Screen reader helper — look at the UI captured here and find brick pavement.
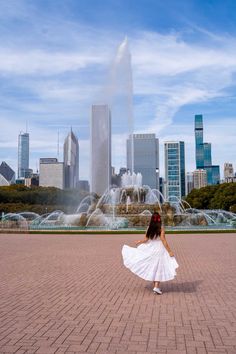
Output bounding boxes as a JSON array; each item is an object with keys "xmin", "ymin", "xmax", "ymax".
[{"xmin": 0, "ymin": 232, "xmax": 236, "ymax": 354}]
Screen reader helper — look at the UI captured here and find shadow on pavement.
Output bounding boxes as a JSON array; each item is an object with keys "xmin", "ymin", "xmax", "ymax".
[{"xmin": 164, "ymin": 280, "xmax": 203, "ymax": 293}]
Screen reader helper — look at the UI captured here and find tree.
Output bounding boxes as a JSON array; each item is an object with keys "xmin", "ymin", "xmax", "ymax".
[{"xmin": 185, "ymin": 183, "xmax": 236, "ymax": 211}]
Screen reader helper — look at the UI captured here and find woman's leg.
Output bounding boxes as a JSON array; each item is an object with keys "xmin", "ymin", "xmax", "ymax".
[
  {"xmin": 153, "ymin": 281, "xmax": 162, "ymax": 294},
  {"xmin": 154, "ymin": 281, "xmax": 160, "ymax": 288}
]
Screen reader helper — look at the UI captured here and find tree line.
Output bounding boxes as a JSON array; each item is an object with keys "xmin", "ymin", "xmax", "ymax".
[
  {"xmin": 0, "ymin": 185, "xmax": 89, "ymax": 214},
  {"xmin": 0, "ymin": 182, "xmax": 235, "ymax": 215},
  {"xmin": 185, "ymin": 183, "xmax": 236, "ymax": 213}
]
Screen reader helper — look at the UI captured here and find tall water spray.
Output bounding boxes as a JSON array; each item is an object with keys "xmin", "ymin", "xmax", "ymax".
[{"xmin": 106, "ymin": 37, "xmax": 134, "ymax": 173}]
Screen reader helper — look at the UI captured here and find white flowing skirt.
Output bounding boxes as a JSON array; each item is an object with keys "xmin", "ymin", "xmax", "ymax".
[{"xmin": 122, "ymin": 239, "xmax": 179, "ymax": 281}]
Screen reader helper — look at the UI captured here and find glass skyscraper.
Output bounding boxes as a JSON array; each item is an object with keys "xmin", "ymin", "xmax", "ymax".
[
  {"xmin": 195, "ymin": 114, "xmax": 204, "ymax": 169},
  {"xmin": 211, "ymin": 165, "xmax": 220, "ymax": 185},
  {"xmin": 194, "ymin": 115, "xmax": 220, "ymax": 185},
  {"xmin": 127, "ymin": 134, "xmax": 159, "ymax": 189},
  {"xmin": 203, "ymin": 143, "xmax": 212, "ymax": 166},
  {"xmin": 164, "ymin": 141, "xmax": 185, "ymax": 200},
  {"xmin": 63, "ymin": 129, "xmax": 79, "ymax": 189},
  {"xmin": 18, "ymin": 132, "xmax": 29, "ymax": 178}
]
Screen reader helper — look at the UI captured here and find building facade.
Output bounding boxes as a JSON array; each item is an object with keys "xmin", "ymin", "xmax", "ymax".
[
  {"xmin": 224, "ymin": 163, "xmax": 234, "ymax": 179},
  {"xmin": 63, "ymin": 129, "xmax": 79, "ymax": 189},
  {"xmin": 186, "ymin": 172, "xmax": 194, "ymax": 195},
  {"xmin": 164, "ymin": 141, "xmax": 185, "ymax": 200},
  {"xmin": 0, "ymin": 161, "xmax": 15, "ymax": 186},
  {"xmin": 18, "ymin": 132, "xmax": 30, "ymax": 178},
  {"xmin": 193, "ymin": 169, "xmax": 207, "ymax": 189},
  {"xmin": 127, "ymin": 134, "xmax": 159, "ymax": 190},
  {"xmin": 24, "ymin": 174, "xmax": 39, "ymax": 187},
  {"xmin": 203, "ymin": 143, "xmax": 212, "ymax": 166},
  {"xmin": 90, "ymin": 105, "xmax": 111, "ymax": 196},
  {"xmin": 39, "ymin": 158, "xmax": 64, "ymax": 189}
]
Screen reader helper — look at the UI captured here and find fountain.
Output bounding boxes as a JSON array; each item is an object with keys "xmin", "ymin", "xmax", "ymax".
[
  {"xmin": 1, "ymin": 185, "xmax": 236, "ymax": 231},
  {"xmin": 1, "ymin": 171, "xmax": 235, "ymax": 232}
]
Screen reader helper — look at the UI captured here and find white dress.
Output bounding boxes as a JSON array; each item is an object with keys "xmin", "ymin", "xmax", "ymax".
[{"xmin": 122, "ymin": 238, "xmax": 179, "ymax": 282}]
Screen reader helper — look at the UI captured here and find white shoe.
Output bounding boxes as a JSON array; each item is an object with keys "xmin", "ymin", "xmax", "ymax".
[{"xmin": 153, "ymin": 287, "xmax": 162, "ymax": 295}]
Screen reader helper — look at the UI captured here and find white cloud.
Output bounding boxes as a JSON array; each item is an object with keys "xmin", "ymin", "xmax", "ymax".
[
  {"xmin": 0, "ymin": 49, "xmax": 105, "ymax": 76},
  {"xmin": 130, "ymin": 31, "xmax": 236, "ymax": 139},
  {"xmin": 132, "ymin": 31, "xmax": 236, "ymax": 77}
]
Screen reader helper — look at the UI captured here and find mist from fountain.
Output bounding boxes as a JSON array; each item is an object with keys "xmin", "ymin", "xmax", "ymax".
[
  {"xmin": 121, "ymin": 171, "xmax": 142, "ymax": 187},
  {"xmin": 105, "ymin": 37, "xmax": 134, "ymax": 173},
  {"xmin": 126, "ymin": 196, "xmax": 131, "ymax": 213}
]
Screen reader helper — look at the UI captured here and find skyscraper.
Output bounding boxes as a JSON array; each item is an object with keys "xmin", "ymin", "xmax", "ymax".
[
  {"xmin": 195, "ymin": 114, "xmax": 204, "ymax": 169},
  {"xmin": 90, "ymin": 104, "xmax": 111, "ymax": 196},
  {"xmin": 63, "ymin": 129, "xmax": 79, "ymax": 189},
  {"xmin": 194, "ymin": 115, "xmax": 220, "ymax": 185},
  {"xmin": 164, "ymin": 141, "xmax": 185, "ymax": 200},
  {"xmin": 127, "ymin": 134, "xmax": 159, "ymax": 189},
  {"xmin": 18, "ymin": 132, "xmax": 29, "ymax": 178}
]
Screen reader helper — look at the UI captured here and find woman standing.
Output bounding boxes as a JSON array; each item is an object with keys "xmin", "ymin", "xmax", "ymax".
[{"xmin": 122, "ymin": 212, "xmax": 178, "ymax": 294}]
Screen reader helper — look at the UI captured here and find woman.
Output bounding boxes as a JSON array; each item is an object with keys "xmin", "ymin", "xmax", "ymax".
[{"xmin": 122, "ymin": 212, "xmax": 178, "ymax": 294}]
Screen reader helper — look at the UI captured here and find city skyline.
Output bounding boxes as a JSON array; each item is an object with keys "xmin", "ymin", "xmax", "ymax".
[{"xmin": 0, "ymin": 0, "xmax": 236, "ymax": 180}]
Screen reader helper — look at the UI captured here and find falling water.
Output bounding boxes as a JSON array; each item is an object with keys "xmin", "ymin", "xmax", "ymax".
[{"xmin": 105, "ymin": 37, "xmax": 134, "ymax": 173}]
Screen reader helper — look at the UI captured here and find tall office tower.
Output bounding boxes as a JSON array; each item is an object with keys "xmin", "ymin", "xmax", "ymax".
[
  {"xmin": 193, "ymin": 169, "xmax": 207, "ymax": 189},
  {"xmin": 224, "ymin": 163, "xmax": 234, "ymax": 179},
  {"xmin": 164, "ymin": 141, "xmax": 185, "ymax": 200},
  {"xmin": 127, "ymin": 134, "xmax": 159, "ymax": 189},
  {"xmin": 18, "ymin": 132, "xmax": 30, "ymax": 178},
  {"xmin": 186, "ymin": 172, "xmax": 194, "ymax": 195},
  {"xmin": 90, "ymin": 105, "xmax": 111, "ymax": 196},
  {"xmin": 195, "ymin": 115, "xmax": 204, "ymax": 169},
  {"xmin": 194, "ymin": 114, "xmax": 220, "ymax": 185},
  {"xmin": 63, "ymin": 129, "xmax": 79, "ymax": 189},
  {"xmin": 39, "ymin": 158, "xmax": 64, "ymax": 189}
]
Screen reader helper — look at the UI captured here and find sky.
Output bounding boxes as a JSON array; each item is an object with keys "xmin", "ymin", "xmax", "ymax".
[{"xmin": 0, "ymin": 0, "xmax": 236, "ymax": 181}]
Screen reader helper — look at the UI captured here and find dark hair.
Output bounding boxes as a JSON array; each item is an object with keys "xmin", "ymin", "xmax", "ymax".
[{"xmin": 146, "ymin": 212, "xmax": 162, "ymax": 239}]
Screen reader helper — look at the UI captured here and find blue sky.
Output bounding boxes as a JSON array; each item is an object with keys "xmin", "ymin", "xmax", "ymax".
[{"xmin": 0, "ymin": 0, "xmax": 236, "ymax": 180}]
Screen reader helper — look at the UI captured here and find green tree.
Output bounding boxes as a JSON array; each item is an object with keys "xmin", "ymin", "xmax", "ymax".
[{"xmin": 185, "ymin": 183, "xmax": 236, "ymax": 211}]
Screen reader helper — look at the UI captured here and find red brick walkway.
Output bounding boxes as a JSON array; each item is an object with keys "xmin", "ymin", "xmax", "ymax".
[{"xmin": 0, "ymin": 233, "xmax": 236, "ymax": 354}]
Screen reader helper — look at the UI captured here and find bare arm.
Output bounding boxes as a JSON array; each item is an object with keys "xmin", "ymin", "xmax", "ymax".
[
  {"xmin": 160, "ymin": 227, "xmax": 174, "ymax": 257},
  {"xmin": 135, "ymin": 228, "xmax": 149, "ymax": 245}
]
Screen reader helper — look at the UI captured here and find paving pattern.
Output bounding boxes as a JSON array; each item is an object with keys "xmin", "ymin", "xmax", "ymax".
[{"xmin": 0, "ymin": 232, "xmax": 236, "ymax": 354}]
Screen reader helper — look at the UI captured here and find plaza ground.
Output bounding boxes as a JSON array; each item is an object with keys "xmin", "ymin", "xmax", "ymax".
[{"xmin": 0, "ymin": 233, "xmax": 236, "ymax": 354}]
